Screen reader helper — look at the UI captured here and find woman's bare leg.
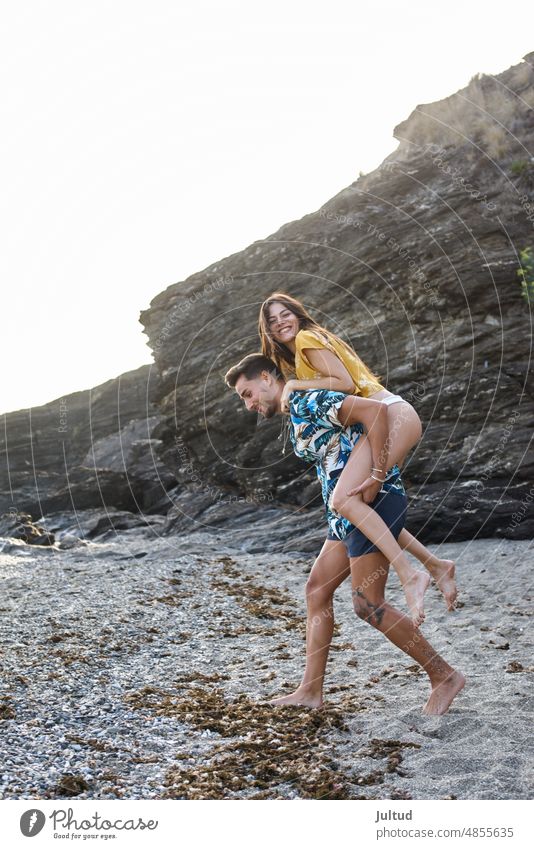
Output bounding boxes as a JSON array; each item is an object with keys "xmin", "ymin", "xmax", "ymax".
[
  {"xmin": 269, "ymin": 538, "xmax": 350, "ymax": 707},
  {"xmin": 339, "ymin": 399, "xmax": 458, "ymax": 610},
  {"xmin": 350, "ymin": 551, "xmax": 465, "ymax": 715},
  {"xmin": 380, "ymin": 401, "xmax": 458, "ymax": 610},
  {"xmin": 330, "ymin": 436, "xmax": 430, "ymax": 626},
  {"xmin": 398, "ymin": 529, "xmax": 457, "ymax": 610},
  {"xmin": 336, "ymin": 400, "xmax": 421, "ymax": 502}
]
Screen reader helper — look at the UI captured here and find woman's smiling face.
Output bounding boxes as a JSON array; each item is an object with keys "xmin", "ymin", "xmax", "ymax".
[{"xmin": 267, "ymin": 301, "xmax": 300, "ymax": 344}]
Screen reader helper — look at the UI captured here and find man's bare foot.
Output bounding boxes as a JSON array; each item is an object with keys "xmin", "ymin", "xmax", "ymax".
[
  {"xmin": 267, "ymin": 688, "xmax": 323, "ymax": 708},
  {"xmin": 422, "ymin": 670, "xmax": 466, "ymax": 715},
  {"xmin": 431, "ymin": 559, "xmax": 458, "ymax": 611},
  {"xmin": 403, "ymin": 571, "xmax": 431, "ymax": 627}
]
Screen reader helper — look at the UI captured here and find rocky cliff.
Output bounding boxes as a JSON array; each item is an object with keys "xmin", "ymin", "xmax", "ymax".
[
  {"xmin": 0, "ymin": 365, "xmax": 176, "ymax": 519},
  {"xmin": 2, "ymin": 54, "xmax": 533, "ymax": 545},
  {"xmin": 139, "ymin": 53, "xmax": 534, "ymax": 542}
]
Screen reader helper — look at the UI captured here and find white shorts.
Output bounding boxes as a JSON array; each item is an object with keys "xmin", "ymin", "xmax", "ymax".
[{"xmin": 381, "ymin": 394, "xmax": 404, "ymax": 407}]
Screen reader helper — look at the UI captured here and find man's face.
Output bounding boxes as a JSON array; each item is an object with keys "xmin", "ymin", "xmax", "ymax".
[{"xmin": 234, "ymin": 371, "xmax": 281, "ymax": 419}]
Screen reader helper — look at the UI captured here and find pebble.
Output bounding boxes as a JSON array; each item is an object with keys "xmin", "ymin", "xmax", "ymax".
[{"xmin": 0, "ymin": 531, "xmax": 532, "ymax": 800}]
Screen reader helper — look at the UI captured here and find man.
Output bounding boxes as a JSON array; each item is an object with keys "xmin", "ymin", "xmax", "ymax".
[{"xmin": 224, "ymin": 353, "xmax": 465, "ymax": 715}]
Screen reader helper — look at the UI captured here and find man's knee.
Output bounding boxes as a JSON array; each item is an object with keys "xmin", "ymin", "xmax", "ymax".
[
  {"xmin": 306, "ymin": 570, "xmax": 335, "ymax": 605},
  {"xmin": 352, "ymin": 587, "xmax": 386, "ymax": 628}
]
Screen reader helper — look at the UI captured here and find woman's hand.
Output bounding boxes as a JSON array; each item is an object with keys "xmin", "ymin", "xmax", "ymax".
[
  {"xmin": 346, "ymin": 476, "xmax": 383, "ymax": 504},
  {"xmin": 280, "ymin": 381, "xmax": 296, "ymax": 413}
]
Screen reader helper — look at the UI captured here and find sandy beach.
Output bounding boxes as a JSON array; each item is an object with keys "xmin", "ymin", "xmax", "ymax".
[{"xmin": 0, "ymin": 517, "xmax": 532, "ymax": 801}]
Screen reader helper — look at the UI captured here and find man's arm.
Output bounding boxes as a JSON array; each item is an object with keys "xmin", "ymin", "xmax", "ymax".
[{"xmin": 337, "ymin": 395, "xmax": 389, "ymax": 475}]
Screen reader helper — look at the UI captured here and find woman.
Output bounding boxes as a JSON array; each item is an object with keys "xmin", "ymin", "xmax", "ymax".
[{"xmin": 258, "ymin": 292, "xmax": 457, "ymax": 613}]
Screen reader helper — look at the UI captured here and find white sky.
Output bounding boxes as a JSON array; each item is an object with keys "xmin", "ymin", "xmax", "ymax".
[{"xmin": 1, "ymin": 0, "xmax": 533, "ymax": 414}]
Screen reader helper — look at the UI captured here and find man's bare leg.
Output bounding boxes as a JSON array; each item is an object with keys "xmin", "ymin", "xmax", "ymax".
[
  {"xmin": 269, "ymin": 538, "xmax": 350, "ymax": 707},
  {"xmin": 398, "ymin": 529, "xmax": 458, "ymax": 611},
  {"xmin": 350, "ymin": 551, "xmax": 465, "ymax": 715}
]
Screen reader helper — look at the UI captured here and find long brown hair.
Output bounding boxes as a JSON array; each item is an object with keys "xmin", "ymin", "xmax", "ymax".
[{"xmin": 258, "ymin": 292, "xmax": 376, "ymax": 380}]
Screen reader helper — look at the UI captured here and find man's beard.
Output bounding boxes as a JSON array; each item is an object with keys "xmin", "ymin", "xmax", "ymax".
[
  {"xmin": 257, "ymin": 398, "xmax": 278, "ymax": 420},
  {"xmin": 260, "ymin": 404, "xmax": 277, "ymax": 419}
]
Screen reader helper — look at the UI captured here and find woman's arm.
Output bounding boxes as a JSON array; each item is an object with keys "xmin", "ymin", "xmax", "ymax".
[
  {"xmin": 292, "ymin": 347, "xmax": 356, "ymax": 393},
  {"xmin": 281, "ymin": 347, "xmax": 356, "ymax": 411},
  {"xmin": 337, "ymin": 395, "xmax": 390, "ymax": 482}
]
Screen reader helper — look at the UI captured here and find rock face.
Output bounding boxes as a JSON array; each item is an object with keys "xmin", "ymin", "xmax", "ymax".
[
  {"xmin": 0, "ymin": 365, "xmax": 177, "ymax": 518},
  {"xmin": 1, "ymin": 56, "xmax": 533, "ymax": 545},
  {"xmin": 138, "ymin": 53, "xmax": 534, "ymax": 542}
]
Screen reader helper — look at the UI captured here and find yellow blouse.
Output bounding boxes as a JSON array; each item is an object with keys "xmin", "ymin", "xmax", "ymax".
[{"xmin": 294, "ymin": 328, "xmax": 384, "ymax": 398}]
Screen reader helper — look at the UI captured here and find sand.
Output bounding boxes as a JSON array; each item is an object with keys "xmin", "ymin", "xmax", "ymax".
[{"xmin": 0, "ymin": 523, "xmax": 532, "ymax": 800}]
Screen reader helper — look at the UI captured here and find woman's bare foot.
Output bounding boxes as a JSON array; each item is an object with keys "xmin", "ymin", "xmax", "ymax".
[
  {"xmin": 267, "ymin": 687, "xmax": 323, "ymax": 708},
  {"xmin": 430, "ymin": 559, "xmax": 458, "ymax": 611},
  {"xmin": 403, "ymin": 571, "xmax": 431, "ymax": 626},
  {"xmin": 422, "ymin": 670, "xmax": 466, "ymax": 715}
]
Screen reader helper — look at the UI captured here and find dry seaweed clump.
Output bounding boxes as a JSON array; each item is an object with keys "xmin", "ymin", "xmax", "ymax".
[
  {"xmin": 124, "ymin": 679, "xmax": 412, "ymax": 800},
  {"xmin": 0, "ymin": 697, "xmax": 16, "ymax": 720},
  {"xmin": 356, "ymin": 738, "xmax": 421, "ymax": 783},
  {"xmin": 506, "ymin": 661, "xmax": 534, "ymax": 673},
  {"xmin": 164, "ymin": 755, "xmax": 354, "ymax": 800},
  {"xmin": 54, "ymin": 774, "xmax": 90, "ymax": 797},
  {"xmin": 210, "ymin": 558, "xmax": 302, "ymax": 631},
  {"xmin": 164, "ymin": 690, "xmax": 352, "ymax": 799},
  {"xmin": 124, "ymin": 683, "xmax": 346, "ymax": 737}
]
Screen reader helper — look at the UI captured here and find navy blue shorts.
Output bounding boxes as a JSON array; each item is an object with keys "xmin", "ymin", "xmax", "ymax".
[{"xmin": 326, "ymin": 488, "xmax": 408, "ymax": 558}]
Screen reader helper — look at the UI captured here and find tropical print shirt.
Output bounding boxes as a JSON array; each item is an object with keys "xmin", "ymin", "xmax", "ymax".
[{"xmin": 288, "ymin": 389, "xmax": 405, "ymax": 539}]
